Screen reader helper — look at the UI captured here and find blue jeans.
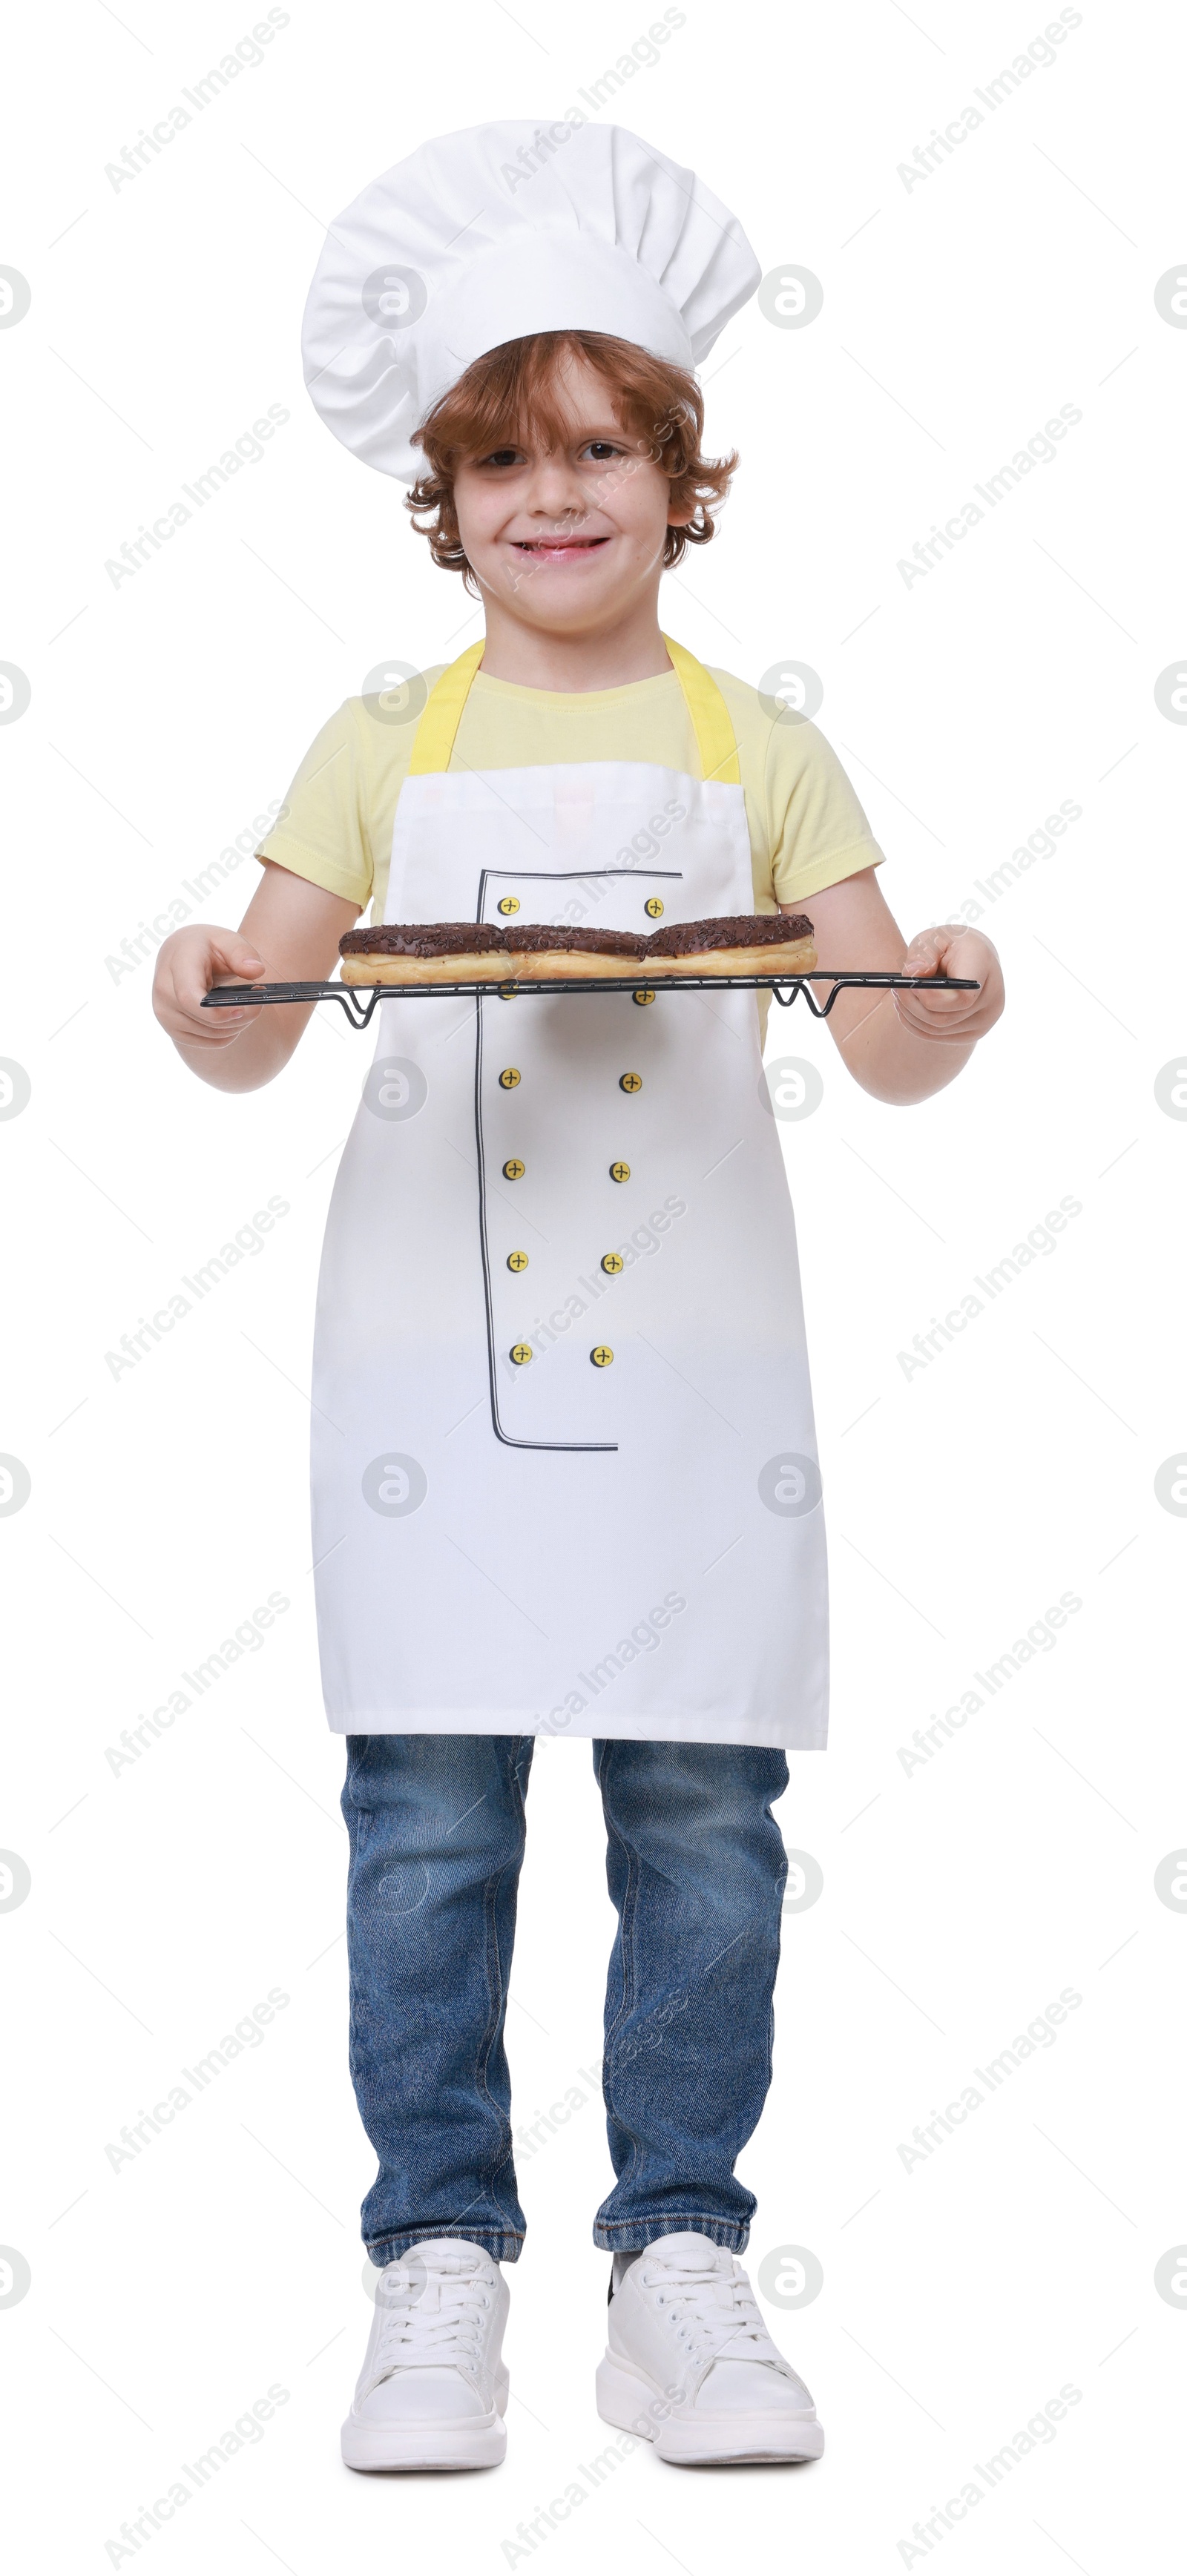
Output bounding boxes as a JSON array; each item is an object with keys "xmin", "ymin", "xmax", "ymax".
[{"xmin": 341, "ymin": 1734, "xmax": 789, "ymax": 2265}]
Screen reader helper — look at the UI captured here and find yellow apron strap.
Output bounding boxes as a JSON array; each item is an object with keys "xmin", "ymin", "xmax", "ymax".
[
  {"xmin": 661, "ymin": 634, "xmax": 741, "ymax": 788},
  {"xmin": 404, "ymin": 633, "xmax": 740, "ymax": 785},
  {"xmin": 407, "ymin": 641, "xmax": 486, "ymax": 776}
]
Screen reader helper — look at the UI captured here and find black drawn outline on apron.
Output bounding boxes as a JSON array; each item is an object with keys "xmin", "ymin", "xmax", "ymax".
[{"xmin": 473, "ymin": 867, "xmax": 685, "ymax": 1452}]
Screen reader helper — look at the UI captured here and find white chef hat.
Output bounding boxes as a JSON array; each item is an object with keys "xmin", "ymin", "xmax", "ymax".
[{"xmin": 301, "ymin": 120, "xmax": 760, "ymax": 484}]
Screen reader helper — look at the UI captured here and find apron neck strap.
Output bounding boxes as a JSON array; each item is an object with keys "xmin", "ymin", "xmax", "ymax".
[
  {"xmin": 406, "ymin": 633, "xmax": 741, "ymax": 786},
  {"xmin": 407, "ymin": 639, "xmax": 486, "ymax": 775},
  {"xmin": 660, "ymin": 635, "xmax": 740, "ymax": 787}
]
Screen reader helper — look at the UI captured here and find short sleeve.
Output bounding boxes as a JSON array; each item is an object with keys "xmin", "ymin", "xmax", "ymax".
[
  {"xmin": 765, "ymin": 717, "xmax": 884, "ymax": 908},
  {"xmin": 255, "ymin": 699, "xmax": 374, "ymax": 911},
  {"xmin": 708, "ymin": 669, "xmax": 884, "ymax": 912}
]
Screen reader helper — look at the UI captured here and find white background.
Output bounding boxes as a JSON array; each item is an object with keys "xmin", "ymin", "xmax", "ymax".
[{"xmin": 3, "ymin": 1, "xmax": 1185, "ymax": 2569}]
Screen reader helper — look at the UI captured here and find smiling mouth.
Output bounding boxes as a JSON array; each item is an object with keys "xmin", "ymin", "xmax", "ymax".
[{"xmin": 512, "ymin": 535, "xmax": 610, "ymax": 554}]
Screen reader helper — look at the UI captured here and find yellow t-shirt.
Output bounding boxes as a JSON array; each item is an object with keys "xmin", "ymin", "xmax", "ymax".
[{"xmin": 257, "ymin": 662, "xmax": 884, "ymax": 924}]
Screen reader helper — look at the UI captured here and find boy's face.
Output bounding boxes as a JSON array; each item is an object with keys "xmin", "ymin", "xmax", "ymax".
[{"xmin": 451, "ymin": 352, "xmax": 690, "ymax": 634}]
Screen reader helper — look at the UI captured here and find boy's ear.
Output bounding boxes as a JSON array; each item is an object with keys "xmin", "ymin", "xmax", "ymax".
[{"xmin": 666, "ymin": 497, "xmax": 697, "ymax": 528}]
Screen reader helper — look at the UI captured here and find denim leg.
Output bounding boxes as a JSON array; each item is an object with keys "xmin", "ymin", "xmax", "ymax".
[
  {"xmin": 591, "ymin": 1737, "xmax": 789, "ymax": 2253},
  {"xmin": 341, "ymin": 1733, "xmax": 534, "ymax": 2264}
]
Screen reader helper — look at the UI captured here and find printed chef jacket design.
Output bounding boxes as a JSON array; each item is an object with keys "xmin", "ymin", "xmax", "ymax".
[{"xmin": 311, "ymin": 639, "xmax": 828, "ymax": 1749}]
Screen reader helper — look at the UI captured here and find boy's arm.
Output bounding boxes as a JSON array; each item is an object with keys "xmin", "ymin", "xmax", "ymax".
[
  {"xmin": 153, "ymin": 861, "xmax": 361, "ymax": 1092},
  {"xmin": 783, "ymin": 866, "xmax": 1004, "ymax": 1105}
]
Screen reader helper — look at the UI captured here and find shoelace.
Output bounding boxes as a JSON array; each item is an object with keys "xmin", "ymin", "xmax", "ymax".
[
  {"xmin": 639, "ymin": 2252, "xmax": 771, "ymax": 2361},
  {"xmin": 370, "ymin": 2253, "xmax": 493, "ymax": 2382}
]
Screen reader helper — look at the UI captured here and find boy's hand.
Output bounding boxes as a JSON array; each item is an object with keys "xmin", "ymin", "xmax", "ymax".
[
  {"xmin": 789, "ymin": 870, "xmax": 1004, "ymax": 1103},
  {"xmin": 151, "ymin": 864, "xmax": 358, "ymax": 1092},
  {"xmin": 892, "ymin": 924, "xmax": 1004, "ymax": 1043},
  {"xmin": 152, "ymin": 924, "xmax": 267, "ymax": 1050}
]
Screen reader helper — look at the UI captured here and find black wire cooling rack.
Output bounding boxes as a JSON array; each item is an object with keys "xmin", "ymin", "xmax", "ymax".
[{"xmin": 201, "ymin": 969, "xmax": 980, "ymax": 1030}]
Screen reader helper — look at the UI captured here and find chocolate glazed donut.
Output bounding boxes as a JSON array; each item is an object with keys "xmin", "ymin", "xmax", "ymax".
[
  {"xmin": 338, "ymin": 922, "xmax": 511, "ymax": 986},
  {"xmin": 504, "ymin": 924, "xmax": 650, "ymax": 983},
  {"xmin": 644, "ymin": 913, "xmax": 816, "ymax": 977}
]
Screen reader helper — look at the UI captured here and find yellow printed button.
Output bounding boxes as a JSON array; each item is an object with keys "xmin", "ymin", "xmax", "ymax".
[
  {"xmin": 609, "ymin": 1161, "xmax": 631, "ymax": 1183},
  {"xmin": 510, "ymin": 1343, "xmax": 533, "ymax": 1365},
  {"xmin": 591, "ymin": 1345, "xmax": 614, "ymax": 1367},
  {"xmin": 499, "ymin": 1067, "xmax": 521, "ymax": 1088},
  {"xmin": 600, "ymin": 1253, "xmax": 624, "ymax": 1276},
  {"xmin": 644, "ymin": 896, "xmax": 665, "ymax": 918},
  {"xmin": 507, "ymin": 1250, "xmax": 529, "ymax": 1273},
  {"xmin": 503, "ymin": 1158, "xmax": 525, "ymax": 1180},
  {"xmin": 619, "ymin": 1072, "xmax": 642, "ymax": 1093},
  {"xmin": 632, "ymin": 989, "xmax": 656, "ymax": 1007},
  {"xmin": 497, "ymin": 895, "xmax": 521, "ymax": 915}
]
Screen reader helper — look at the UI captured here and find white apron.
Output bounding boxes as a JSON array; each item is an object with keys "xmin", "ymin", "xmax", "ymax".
[{"xmin": 310, "ymin": 639, "xmax": 828, "ymax": 1747}]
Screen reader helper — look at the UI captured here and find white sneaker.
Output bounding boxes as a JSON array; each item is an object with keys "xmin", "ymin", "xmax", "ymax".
[
  {"xmin": 596, "ymin": 2233, "xmax": 824, "ymax": 2465},
  {"xmin": 341, "ymin": 2239, "xmax": 510, "ymax": 2471}
]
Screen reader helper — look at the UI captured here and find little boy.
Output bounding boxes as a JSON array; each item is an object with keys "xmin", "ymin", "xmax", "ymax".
[{"xmin": 154, "ymin": 120, "xmax": 1002, "ymax": 2472}]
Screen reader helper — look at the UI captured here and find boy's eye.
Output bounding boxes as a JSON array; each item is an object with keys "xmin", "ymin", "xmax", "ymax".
[
  {"xmin": 480, "ymin": 447, "xmax": 524, "ymax": 469},
  {"xmin": 583, "ymin": 441, "xmax": 621, "ymax": 461}
]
